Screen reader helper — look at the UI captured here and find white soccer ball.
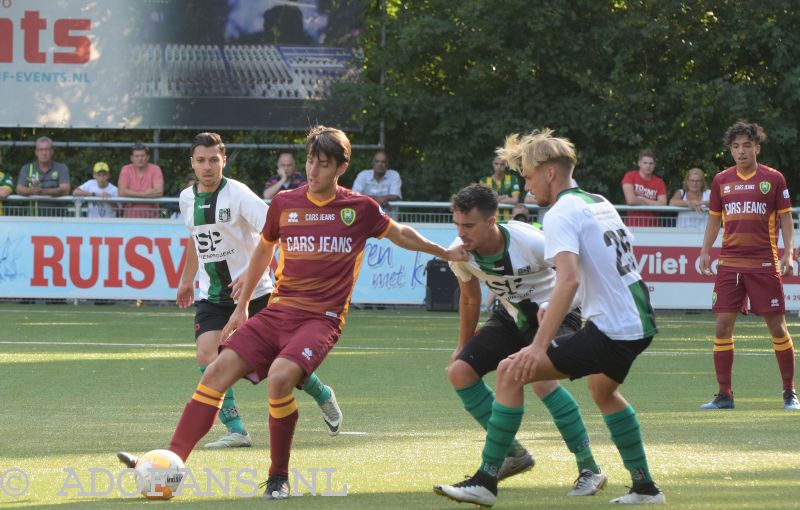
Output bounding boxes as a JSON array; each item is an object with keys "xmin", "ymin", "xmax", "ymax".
[{"xmin": 135, "ymin": 449, "xmax": 185, "ymax": 499}]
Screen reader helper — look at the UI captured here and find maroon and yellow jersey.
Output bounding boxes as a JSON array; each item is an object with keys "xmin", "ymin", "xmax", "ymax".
[
  {"xmin": 262, "ymin": 185, "xmax": 393, "ymax": 327},
  {"xmin": 708, "ymin": 164, "xmax": 792, "ymax": 273}
]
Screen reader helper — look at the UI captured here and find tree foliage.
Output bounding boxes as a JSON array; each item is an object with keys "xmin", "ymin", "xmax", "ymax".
[
  {"xmin": 347, "ymin": 0, "xmax": 800, "ymax": 201},
  {"xmin": 3, "ymin": 1, "xmax": 800, "ymax": 203}
]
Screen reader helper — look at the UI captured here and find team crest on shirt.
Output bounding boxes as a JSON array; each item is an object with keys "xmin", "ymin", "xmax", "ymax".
[
  {"xmin": 218, "ymin": 208, "xmax": 231, "ymax": 222},
  {"xmin": 711, "ymin": 292, "xmax": 717, "ymax": 305},
  {"xmin": 759, "ymin": 181, "xmax": 771, "ymax": 194},
  {"xmin": 340, "ymin": 208, "xmax": 356, "ymax": 226}
]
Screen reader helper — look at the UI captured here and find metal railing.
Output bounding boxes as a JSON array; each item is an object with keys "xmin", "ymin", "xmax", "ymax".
[{"xmin": 1, "ymin": 195, "xmax": 796, "ymax": 228}]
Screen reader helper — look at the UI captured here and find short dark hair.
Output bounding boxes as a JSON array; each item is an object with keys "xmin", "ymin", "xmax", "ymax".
[
  {"xmin": 130, "ymin": 143, "xmax": 150, "ymax": 155},
  {"xmin": 190, "ymin": 132, "xmax": 226, "ymax": 157},
  {"xmin": 723, "ymin": 120, "xmax": 767, "ymax": 146},
  {"xmin": 638, "ymin": 148, "xmax": 656, "ymax": 160},
  {"xmin": 451, "ymin": 184, "xmax": 498, "ymax": 217},
  {"xmin": 305, "ymin": 125, "xmax": 351, "ymax": 167}
]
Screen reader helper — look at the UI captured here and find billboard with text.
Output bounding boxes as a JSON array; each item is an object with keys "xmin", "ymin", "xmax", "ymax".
[
  {"xmin": 0, "ymin": 0, "xmax": 364, "ymax": 130},
  {"xmin": 2, "ymin": 218, "xmax": 800, "ymax": 310}
]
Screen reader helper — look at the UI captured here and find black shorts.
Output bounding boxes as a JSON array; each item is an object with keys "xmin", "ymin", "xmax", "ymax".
[
  {"xmin": 546, "ymin": 321, "xmax": 652, "ymax": 384},
  {"xmin": 194, "ymin": 294, "xmax": 270, "ymax": 340},
  {"xmin": 457, "ymin": 306, "xmax": 582, "ymax": 378}
]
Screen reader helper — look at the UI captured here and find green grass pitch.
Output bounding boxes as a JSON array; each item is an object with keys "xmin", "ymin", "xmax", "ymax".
[{"xmin": 1, "ymin": 304, "xmax": 799, "ymax": 509}]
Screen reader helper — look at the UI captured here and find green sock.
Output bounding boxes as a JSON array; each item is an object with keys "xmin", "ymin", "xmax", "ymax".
[
  {"xmin": 541, "ymin": 386, "xmax": 599, "ymax": 474},
  {"xmin": 302, "ymin": 372, "xmax": 331, "ymax": 406},
  {"xmin": 604, "ymin": 405, "xmax": 653, "ymax": 486},
  {"xmin": 199, "ymin": 365, "xmax": 246, "ymax": 434},
  {"xmin": 479, "ymin": 401, "xmax": 524, "ymax": 477},
  {"xmin": 456, "ymin": 379, "xmax": 524, "ymax": 456}
]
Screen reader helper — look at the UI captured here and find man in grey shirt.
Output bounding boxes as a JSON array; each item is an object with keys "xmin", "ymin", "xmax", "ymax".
[{"xmin": 16, "ymin": 136, "xmax": 71, "ymax": 216}]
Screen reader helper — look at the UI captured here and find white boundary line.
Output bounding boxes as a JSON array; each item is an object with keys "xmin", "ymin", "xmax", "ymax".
[{"xmin": 0, "ymin": 340, "xmax": 784, "ymax": 357}]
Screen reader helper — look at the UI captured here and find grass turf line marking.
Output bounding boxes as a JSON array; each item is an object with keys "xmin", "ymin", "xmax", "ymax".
[{"xmin": 0, "ymin": 340, "xmax": 786, "ymax": 357}]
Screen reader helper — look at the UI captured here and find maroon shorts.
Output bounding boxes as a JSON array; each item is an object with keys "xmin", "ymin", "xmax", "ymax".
[
  {"xmin": 712, "ymin": 270, "xmax": 785, "ymax": 315},
  {"xmin": 220, "ymin": 305, "xmax": 341, "ymax": 386}
]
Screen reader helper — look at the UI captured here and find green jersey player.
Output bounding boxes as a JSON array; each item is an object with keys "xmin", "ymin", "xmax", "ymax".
[
  {"xmin": 443, "ymin": 183, "xmax": 605, "ymax": 495},
  {"xmin": 435, "ymin": 130, "xmax": 664, "ymax": 506}
]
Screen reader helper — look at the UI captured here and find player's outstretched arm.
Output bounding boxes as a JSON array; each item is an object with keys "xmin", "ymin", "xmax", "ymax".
[
  {"xmin": 384, "ymin": 222, "xmax": 468, "ymax": 261},
  {"xmin": 176, "ymin": 237, "xmax": 199, "ymax": 308}
]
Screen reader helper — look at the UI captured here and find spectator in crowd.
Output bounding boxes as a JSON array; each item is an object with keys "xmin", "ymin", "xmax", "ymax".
[
  {"xmin": 511, "ymin": 204, "xmax": 533, "ymax": 223},
  {"xmin": 481, "ymin": 156, "xmax": 520, "ymax": 221},
  {"xmin": 118, "ymin": 143, "xmax": 164, "ymax": 218},
  {"xmin": 73, "ymin": 162, "xmax": 120, "ymax": 218},
  {"xmin": 352, "ymin": 150, "xmax": 402, "ymax": 214},
  {"xmin": 263, "ymin": 152, "xmax": 306, "ymax": 199},
  {"xmin": 669, "ymin": 168, "xmax": 710, "ymax": 229},
  {"xmin": 15, "ymin": 136, "xmax": 71, "ymax": 216},
  {"xmin": 621, "ymin": 148, "xmax": 667, "ymax": 227},
  {"xmin": 0, "ymin": 151, "xmax": 13, "ymax": 216}
]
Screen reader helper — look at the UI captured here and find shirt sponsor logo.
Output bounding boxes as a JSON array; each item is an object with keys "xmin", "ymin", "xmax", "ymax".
[
  {"xmin": 340, "ymin": 208, "xmax": 356, "ymax": 226},
  {"xmin": 763, "ymin": 262, "xmax": 773, "ymax": 267},
  {"xmin": 287, "ymin": 211, "xmax": 299, "ymax": 223},
  {"xmin": 325, "ymin": 311, "xmax": 338, "ymax": 318},
  {"xmin": 723, "ymin": 201, "xmax": 767, "ymax": 215},
  {"xmin": 285, "ymin": 236, "xmax": 353, "ymax": 253},
  {"xmin": 734, "ymin": 184, "xmax": 755, "ymax": 191},
  {"xmin": 218, "ymin": 208, "xmax": 231, "ymax": 222},
  {"xmin": 302, "ymin": 347, "xmax": 313, "ymax": 360},
  {"xmin": 305, "ymin": 213, "xmax": 336, "ymax": 221}
]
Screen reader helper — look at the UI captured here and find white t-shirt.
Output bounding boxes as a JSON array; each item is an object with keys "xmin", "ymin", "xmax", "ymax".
[
  {"xmin": 675, "ymin": 189, "xmax": 711, "ymax": 229},
  {"xmin": 448, "ymin": 221, "xmax": 556, "ymax": 331},
  {"xmin": 543, "ymin": 188, "xmax": 657, "ymax": 340},
  {"xmin": 78, "ymin": 179, "xmax": 119, "ymax": 218},
  {"xmin": 179, "ymin": 178, "xmax": 274, "ymax": 304},
  {"xmin": 352, "ymin": 169, "xmax": 403, "ymax": 198}
]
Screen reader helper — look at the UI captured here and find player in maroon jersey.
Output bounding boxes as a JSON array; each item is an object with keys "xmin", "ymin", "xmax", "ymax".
[
  {"xmin": 699, "ymin": 120, "xmax": 798, "ymax": 411},
  {"xmin": 119, "ymin": 125, "xmax": 467, "ymax": 499}
]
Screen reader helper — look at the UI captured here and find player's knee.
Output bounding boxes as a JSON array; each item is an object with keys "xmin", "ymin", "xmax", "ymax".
[
  {"xmin": 267, "ymin": 360, "xmax": 304, "ymax": 397},
  {"xmin": 447, "ymin": 360, "xmax": 478, "ymax": 388},
  {"xmin": 196, "ymin": 348, "xmax": 217, "ymax": 366},
  {"xmin": 531, "ymin": 379, "xmax": 559, "ymax": 399}
]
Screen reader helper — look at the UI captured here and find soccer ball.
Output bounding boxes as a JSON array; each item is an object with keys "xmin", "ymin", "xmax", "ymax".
[{"xmin": 135, "ymin": 449, "xmax": 185, "ymax": 499}]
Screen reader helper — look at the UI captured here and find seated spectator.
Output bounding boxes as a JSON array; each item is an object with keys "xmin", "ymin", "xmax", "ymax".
[
  {"xmin": 118, "ymin": 143, "xmax": 164, "ymax": 218},
  {"xmin": 263, "ymin": 152, "xmax": 306, "ymax": 199},
  {"xmin": 15, "ymin": 136, "xmax": 71, "ymax": 216},
  {"xmin": 481, "ymin": 156, "xmax": 519, "ymax": 221},
  {"xmin": 0, "ymin": 151, "xmax": 13, "ymax": 216},
  {"xmin": 73, "ymin": 162, "xmax": 120, "ymax": 218},
  {"xmin": 621, "ymin": 148, "xmax": 667, "ymax": 227},
  {"xmin": 669, "ymin": 167, "xmax": 710, "ymax": 229},
  {"xmin": 352, "ymin": 150, "xmax": 402, "ymax": 212}
]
